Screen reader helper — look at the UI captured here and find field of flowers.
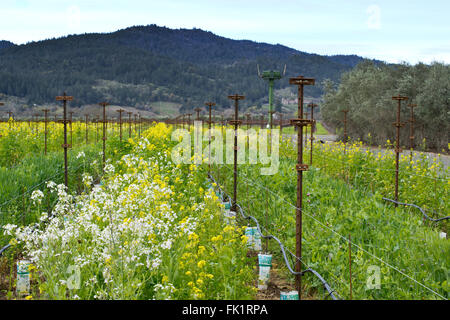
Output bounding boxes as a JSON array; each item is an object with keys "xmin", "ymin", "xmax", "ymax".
[
  {"xmin": 312, "ymin": 140, "xmax": 449, "ymax": 218},
  {"xmin": 214, "ymin": 135, "xmax": 449, "ymax": 300},
  {"xmin": 1, "ymin": 119, "xmax": 448, "ymax": 300},
  {"xmin": 0, "ymin": 120, "xmax": 139, "ymax": 243},
  {"xmin": 1, "ymin": 123, "xmax": 256, "ymax": 300}
]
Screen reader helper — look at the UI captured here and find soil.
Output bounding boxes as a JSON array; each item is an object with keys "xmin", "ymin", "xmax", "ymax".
[{"xmin": 248, "ymin": 250, "xmax": 315, "ymax": 300}]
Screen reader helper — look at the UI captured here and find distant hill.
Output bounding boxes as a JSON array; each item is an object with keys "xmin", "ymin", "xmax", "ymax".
[
  {"xmin": 0, "ymin": 40, "xmax": 15, "ymax": 51},
  {"xmin": 0, "ymin": 25, "xmax": 384, "ymax": 112}
]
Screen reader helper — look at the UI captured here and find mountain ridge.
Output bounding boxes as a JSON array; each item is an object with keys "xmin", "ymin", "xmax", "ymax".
[{"xmin": 0, "ymin": 24, "xmax": 384, "ymax": 112}]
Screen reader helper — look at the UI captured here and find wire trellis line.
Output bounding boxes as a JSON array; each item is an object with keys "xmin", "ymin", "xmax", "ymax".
[
  {"xmin": 208, "ymin": 173, "xmax": 340, "ymax": 300},
  {"xmin": 219, "ymin": 164, "xmax": 447, "ymax": 300}
]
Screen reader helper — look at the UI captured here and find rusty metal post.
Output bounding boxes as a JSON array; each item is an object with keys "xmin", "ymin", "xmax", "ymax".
[
  {"xmin": 279, "ymin": 113, "xmax": 283, "ymax": 135},
  {"xmin": 43, "ymin": 109, "xmax": 49, "ymax": 155},
  {"xmin": 392, "ymin": 96, "xmax": 408, "ymax": 206},
  {"xmin": 228, "ymin": 95, "xmax": 245, "ymax": 212},
  {"xmin": 308, "ymin": 103, "xmax": 318, "ymax": 165},
  {"xmin": 138, "ymin": 113, "xmax": 141, "ymax": 138},
  {"xmin": 7, "ymin": 111, "xmax": 13, "ymax": 129},
  {"xmin": 99, "ymin": 102, "xmax": 110, "ymax": 171},
  {"xmin": 56, "ymin": 93, "xmax": 73, "ymax": 187},
  {"xmin": 127, "ymin": 112, "xmax": 132, "ymax": 138},
  {"xmin": 134, "ymin": 114, "xmax": 137, "ymax": 135},
  {"xmin": 85, "ymin": 114, "xmax": 89, "ymax": 144},
  {"xmin": 260, "ymin": 114, "xmax": 264, "ymax": 129},
  {"xmin": 289, "ymin": 76, "xmax": 315, "ymax": 299},
  {"xmin": 95, "ymin": 116, "xmax": 100, "ymax": 143},
  {"xmin": 68, "ymin": 111, "xmax": 74, "ymax": 148},
  {"xmin": 0, "ymin": 102, "xmax": 4, "ymax": 134},
  {"xmin": 117, "ymin": 109, "xmax": 124, "ymax": 143},
  {"xmin": 341, "ymin": 109, "xmax": 349, "ymax": 154},
  {"xmin": 195, "ymin": 108, "xmax": 202, "ymax": 122},
  {"xmin": 187, "ymin": 113, "xmax": 192, "ymax": 132},
  {"xmin": 205, "ymin": 102, "xmax": 216, "ymax": 175},
  {"xmin": 408, "ymin": 103, "xmax": 417, "ymax": 161},
  {"xmin": 304, "ymin": 112, "xmax": 309, "ymax": 146}
]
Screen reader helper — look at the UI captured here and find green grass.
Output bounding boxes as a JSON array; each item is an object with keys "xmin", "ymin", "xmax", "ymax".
[
  {"xmin": 150, "ymin": 101, "xmax": 182, "ymax": 117},
  {"xmin": 211, "ymin": 138, "xmax": 449, "ymax": 300}
]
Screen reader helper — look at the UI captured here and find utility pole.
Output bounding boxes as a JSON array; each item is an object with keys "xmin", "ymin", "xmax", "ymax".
[
  {"xmin": 228, "ymin": 95, "xmax": 245, "ymax": 213},
  {"xmin": 99, "ymin": 102, "xmax": 110, "ymax": 171},
  {"xmin": 392, "ymin": 96, "xmax": 408, "ymax": 206},
  {"xmin": 289, "ymin": 76, "xmax": 315, "ymax": 299},
  {"xmin": 56, "ymin": 93, "xmax": 73, "ymax": 188}
]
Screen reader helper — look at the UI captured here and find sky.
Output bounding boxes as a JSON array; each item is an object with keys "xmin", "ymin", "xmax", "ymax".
[{"xmin": 1, "ymin": 0, "xmax": 449, "ymax": 64}]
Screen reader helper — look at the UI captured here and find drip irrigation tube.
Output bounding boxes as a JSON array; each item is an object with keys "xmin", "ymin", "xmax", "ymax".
[
  {"xmin": 208, "ymin": 173, "xmax": 339, "ymax": 300},
  {"xmin": 382, "ymin": 197, "xmax": 450, "ymax": 222},
  {"xmin": 0, "ymin": 244, "xmax": 11, "ymax": 256}
]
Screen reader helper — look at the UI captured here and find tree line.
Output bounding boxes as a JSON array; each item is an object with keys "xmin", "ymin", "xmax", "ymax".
[{"xmin": 321, "ymin": 61, "xmax": 449, "ymax": 152}]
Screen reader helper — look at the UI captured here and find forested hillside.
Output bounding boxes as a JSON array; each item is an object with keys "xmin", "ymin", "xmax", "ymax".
[{"xmin": 0, "ymin": 24, "xmax": 378, "ymax": 110}]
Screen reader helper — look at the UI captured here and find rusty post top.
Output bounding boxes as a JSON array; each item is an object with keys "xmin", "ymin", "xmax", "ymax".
[
  {"xmin": 194, "ymin": 107, "xmax": 202, "ymax": 112},
  {"xmin": 227, "ymin": 94, "xmax": 245, "ymax": 101},
  {"xmin": 308, "ymin": 102, "xmax": 318, "ymax": 107},
  {"xmin": 0, "ymin": 102, "xmax": 4, "ymax": 106},
  {"xmin": 56, "ymin": 93, "xmax": 73, "ymax": 101},
  {"xmin": 408, "ymin": 103, "xmax": 417, "ymax": 108},
  {"xmin": 392, "ymin": 95, "xmax": 408, "ymax": 101},
  {"xmin": 205, "ymin": 102, "xmax": 216, "ymax": 107},
  {"xmin": 289, "ymin": 76, "xmax": 315, "ymax": 86},
  {"xmin": 98, "ymin": 102, "xmax": 110, "ymax": 107},
  {"xmin": 116, "ymin": 109, "xmax": 124, "ymax": 113}
]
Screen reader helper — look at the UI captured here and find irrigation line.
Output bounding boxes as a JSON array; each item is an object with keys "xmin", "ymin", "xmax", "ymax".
[
  {"xmin": 382, "ymin": 198, "xmax": 450, "ymax": 222},
  {"xmin": 224, "ymin": 165, "xmax": 447, "ymax": 300},
  {"xmin": 208, "ymin": 173, "xmax": 339, "ymax": 300}
]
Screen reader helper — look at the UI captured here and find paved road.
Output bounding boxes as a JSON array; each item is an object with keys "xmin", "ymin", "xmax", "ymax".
[{"xmin": 283, "ymin": 133, "xmax": 450, "ymax": 171}]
